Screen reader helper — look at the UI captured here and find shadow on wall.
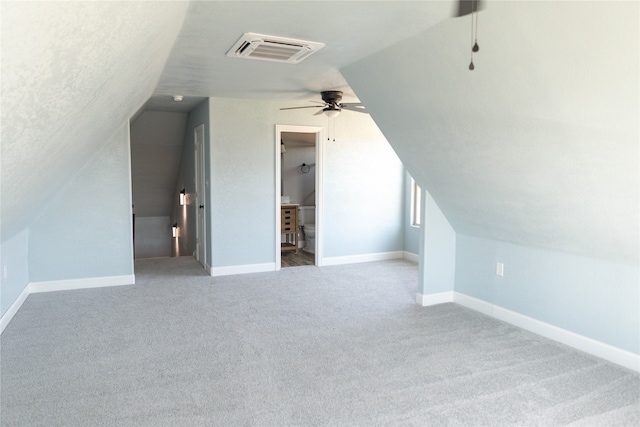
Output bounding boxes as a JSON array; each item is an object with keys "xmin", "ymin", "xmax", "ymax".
[{"xmin": 134, "ymin": 216, "xmax": 172, "ymax": 258}]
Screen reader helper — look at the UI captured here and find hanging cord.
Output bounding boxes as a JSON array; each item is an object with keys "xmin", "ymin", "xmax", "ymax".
[
  {"xmin": 469, "ymin": 0, "xmax": 479, "ymax": 70},
  {"xmin": 469, "ymin": 7, "xmax": 474, "ymax": 70},
  {"xmin": 332, "ymin": 116, "xmax": 336, "ymax": 142},
  {"xmin": 327, "ymin": 116, "xmax": 336, "ymax": 142},
  {"xmin": 327, "ymin": 116, "xmax": 330, "ymax": 141},
  {"xmin": 473, "ymin": 2, "xmax": 479, "ymax": 53}
]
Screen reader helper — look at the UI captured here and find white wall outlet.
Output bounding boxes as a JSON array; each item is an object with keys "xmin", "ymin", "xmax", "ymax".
[{"xmin": 496, "ymin": 262, "xmax": 504, "ymax": 277}]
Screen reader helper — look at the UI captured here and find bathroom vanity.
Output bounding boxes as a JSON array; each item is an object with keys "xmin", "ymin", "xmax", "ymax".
[{"xmin": 281, "ymin": 204, "xmax": 299, "ymax": 254}]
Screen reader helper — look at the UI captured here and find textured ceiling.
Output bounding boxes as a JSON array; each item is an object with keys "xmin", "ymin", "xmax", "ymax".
[
  {"xmin": 1, "ymin": 1, "xmax": 189, "ymax": 239},
  {"xmin": 151, "ymin": 0, "xmax": 453, "ymax": 104}
]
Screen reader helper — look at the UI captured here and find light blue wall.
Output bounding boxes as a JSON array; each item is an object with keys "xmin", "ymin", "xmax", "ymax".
[
  {"xmin": 172, "ymin": 99, "xmax": 209, "ymax": 260},
  {"xmin": 28, "ymin": 124, "xmax": 134, "ymax": 282},
  {"xmin": 208, "ymin": 98, "xmax": 278, "ymax": 267},
  {"xmin": 206, "ymin": 97, "xmax": 404, "ymax": 267},
  {"xmin": 455, "ymin": 234, "xmax": 640, "ymax": 354},
  {"xmin": 418, "ymin": 189, "xmax": 456, "ymax": 295},
  {"xmin": 0, "ymin": 228, "xmax": 30, "ymax": 316},
  {"xmin": 322, "ymin": 110, "xmax": 404, "ymax": 258}
]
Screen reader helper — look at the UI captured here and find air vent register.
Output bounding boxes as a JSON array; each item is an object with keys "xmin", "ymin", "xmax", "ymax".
[{"xmin": 226, "ymin": 33, "xmax": 324, "ymax": 64}]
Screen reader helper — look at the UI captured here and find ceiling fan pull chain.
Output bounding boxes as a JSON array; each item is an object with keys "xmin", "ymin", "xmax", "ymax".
[
  {"xmin": 469, "ymin": 27, "xmax": 474, "ymax": 70},
  {"xmin": 469, "ymin": 0, "xmax": 475, "ymax": 70},
  {"xmin": 473, "ymin": 1, "xmax": 479, "ymax": 52},
  {"xmin": 468, "ymin": 0, "xmax": 479, "ymax": 70},
  {"xmin": 332, "ymin": 117, "xmax": 336, "ymax": 142},
  {"xmin": 470, "ymin": 1, "xmax": 475, "ymax": 50},
  {"xmin": 327, "ymin": 117, "xmax": 336, "ymax": 142}
]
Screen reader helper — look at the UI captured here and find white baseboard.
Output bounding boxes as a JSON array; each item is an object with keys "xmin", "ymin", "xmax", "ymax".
[
  {"xmin": 210, "ymin": 262, "xmax": 275, "ymax": 277},
  {"xmin": 29, "ymin": 275, "xmax": 135, "ymax": 293},
  {"xmin": 1, "ymin": 275, "xmax": 135, "ymax": 335},
  {"xmin": 403, "ymin": 251, "xmax": 419, "ymax": 263},
  {"xmin": 322, "ymin": 251, "xmax": 404, "ymax": 266},
  {"xmin": 453, "ymin": 292, "xmax": 640, "ymax": 373},
  {"xmin": 0, "ymin": 283, "xmax": 31, "ymax": 334},
  {"xmin": 416, "ymin": 291, "xmax": 454, "ymax": 306},
  {"xmin": 453, "ymin": 292, "xmax": 494, "ymax": 316}
]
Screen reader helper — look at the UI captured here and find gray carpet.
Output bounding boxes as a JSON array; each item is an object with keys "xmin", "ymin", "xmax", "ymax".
[{"xmin": 1, "ymin": 257, "xmax": 638, "ymax": 426}]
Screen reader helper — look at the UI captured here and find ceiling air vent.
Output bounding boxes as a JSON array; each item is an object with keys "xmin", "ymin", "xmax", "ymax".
[{"xmin": 226, "ymin": 33, "xmax": 324, "ymax": 64}]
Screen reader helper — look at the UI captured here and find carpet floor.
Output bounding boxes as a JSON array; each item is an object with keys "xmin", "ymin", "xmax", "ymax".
[{"xmin": 1, "ymin": 257, "xmax": 638, "ymax": 426}]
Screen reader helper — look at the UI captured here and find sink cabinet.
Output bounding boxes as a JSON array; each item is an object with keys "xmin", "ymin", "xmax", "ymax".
[{"xmin": 281, "ymin": 205, "xmax": 298, "ymax": 254}]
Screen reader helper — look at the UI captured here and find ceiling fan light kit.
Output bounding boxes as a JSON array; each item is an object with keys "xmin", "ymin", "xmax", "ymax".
[{"xmin": 323, "ymin": 108, "xmax": 341, "ymax": 118}]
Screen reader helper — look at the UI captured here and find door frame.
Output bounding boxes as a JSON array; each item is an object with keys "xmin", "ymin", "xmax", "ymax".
[
  {"xmin": 194, "ymin": 124, "xmax": 206, "ymax": 269},
  {"xmin": 275, "ymin": 125, "xmax": 324, "ymax": 270}
]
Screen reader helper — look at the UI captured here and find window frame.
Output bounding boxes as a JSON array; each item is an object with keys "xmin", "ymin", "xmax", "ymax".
[{"xmin": 411, "ymin": 178, "xmax": 421, "ymax": 227}]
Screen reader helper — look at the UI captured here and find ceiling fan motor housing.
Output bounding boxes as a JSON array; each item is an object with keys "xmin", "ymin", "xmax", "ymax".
[{"xmin": 321, "ymin": 91, "xmax": 343, "ymax": 105}]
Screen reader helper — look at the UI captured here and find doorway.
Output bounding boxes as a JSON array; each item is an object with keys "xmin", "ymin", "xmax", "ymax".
[{"xmin": 275, "ymin": 125, "xmax": 323, "ymax": 270}]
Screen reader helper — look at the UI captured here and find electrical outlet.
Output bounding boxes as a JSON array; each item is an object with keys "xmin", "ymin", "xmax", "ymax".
[{"xmin": 496, "ymin": 262, "xmax": 504, "ymax": 277}]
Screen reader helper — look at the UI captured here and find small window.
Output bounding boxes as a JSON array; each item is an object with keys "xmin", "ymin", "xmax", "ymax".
[{"xmin": 411, "ymin": 178, "xmax": 421, "ymax": 227}]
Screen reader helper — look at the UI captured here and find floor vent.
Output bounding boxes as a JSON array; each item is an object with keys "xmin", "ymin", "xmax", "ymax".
[{"xmin": 226, "ymin": 33, "xmax": 324, "ymax": 64}]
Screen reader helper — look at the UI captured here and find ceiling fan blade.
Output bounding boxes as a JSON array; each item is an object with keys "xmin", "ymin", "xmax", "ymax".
[
  {"xmin": 454, "ymin": 0, "xmax": 483, "ymax": 17},
  {"xmin": 313, "ymin": 109, "xmax": 326, "ymax": 116},
  {"xmin": 340, "ymin": 103, "xmax": 368, "ymax": 114},
  {"xmin": 280, "ymin": 105, "xmax": 324, "ymax": 111}
]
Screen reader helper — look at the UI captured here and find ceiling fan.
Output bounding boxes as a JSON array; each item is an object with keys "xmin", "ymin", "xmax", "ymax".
[{"xmin": 280, "ymin": 91, "xmax": 367, "ymax": 118}]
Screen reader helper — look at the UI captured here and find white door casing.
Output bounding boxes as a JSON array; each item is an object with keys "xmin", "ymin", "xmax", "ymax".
[
  {"xmin": 275, "ymin": 125, "xmax": 324, "ymax": 270},
  {"xmin": 195, "ymin": 124, "xmax": 206, "ymax": 267}
]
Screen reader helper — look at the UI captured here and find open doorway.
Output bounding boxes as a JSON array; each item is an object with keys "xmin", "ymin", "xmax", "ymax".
[
  {"xmin": 130, "ymin": 111, "xmax": 187, "ymax": 260},
  {"xmin": 275, "ymin": 125, "xmax": 323, "ymax": 270}
]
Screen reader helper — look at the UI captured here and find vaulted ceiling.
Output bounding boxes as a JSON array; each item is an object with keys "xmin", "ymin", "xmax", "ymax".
[{"xmin": 2, "ymin": 1, "xmax": 638, "ymax": 264}]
